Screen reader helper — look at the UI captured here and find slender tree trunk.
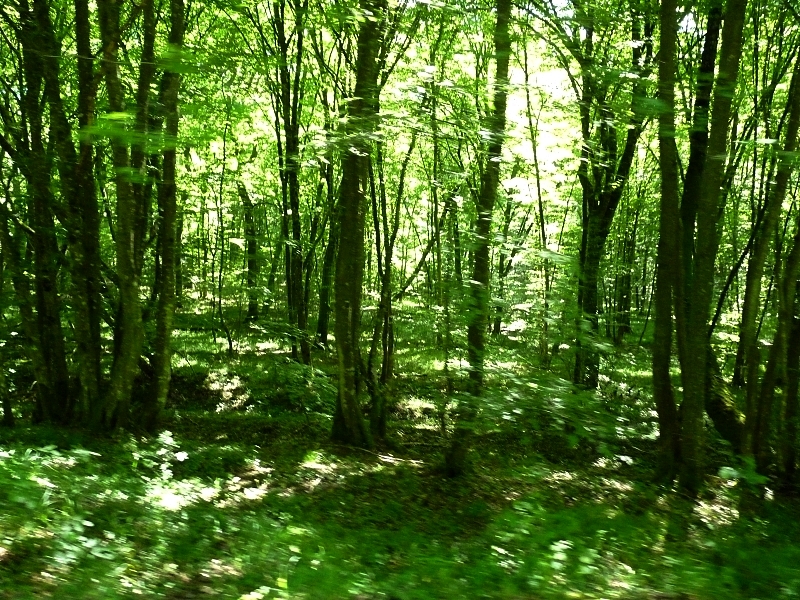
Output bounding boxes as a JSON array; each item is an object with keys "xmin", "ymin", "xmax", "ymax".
[
  {"xmin": 317, "ymin": 215, "xmax": 337, "ymax": 346},
  {"xmin": 574, "ymin": 215, "xmax": 607, "ymax": 389},
  {"xmin": 679, "ymin": 0, "xmax": 748, "ymax": 496},
  {"xmin": 0, "ymin": 364, "xmax": 12, "ymax": 427},
  {"xmin": 782, "ymin": 308, "xmax": 800, "ymax": 488},
  {"xmin": 653, "ymin": 0, "xmax": 681, "ymax": 483},
  {"xmin": 572, "ymin": 9, "xmax": 650, "ymax": 389},
  {"xmin": 263, "ymin": 0, "xmax": 310, "ymax": 364},
  {"xmin": 175, "ymin": 200, "xmax": 184, "ymax": 306},
  {"xmin": 492, "ymin": 184, "xmax": 516, "ymax": 337},
  {"xmin": 521, "ymin": 57, "xmax": 551, "ymax": 361},
  {"xmin": 0, "ymin": 213, "xmax": 51, "ymax": 410},
  {"xmin": 98, "ymin": 0, "xmax": 146, "ymax": 429},
  {"xmin": 144, "ymin": 0, "xmax": 184, "ymax": 432},
  {"xmin": 614, "ymin": 207, "xmax": 637, "ymax": 343},
  {"xmin": 446, "ymin": 0, "xmax": 512, "ymax": 475},
  {"xmin": 753, "ymin": 220, "xmax": 800, "ymax": 473},
  {"xmin": 331, "ymin": 0, "xmax": 386, "ymax": 447},
  {"xmin": 239, "ymin": 183, "xmax": 260, "ymax": 321},
  {"xmin": 316, "ymin": 99, "xmax": 338, "ymax": 347},
  {"xmin": 13, "ymin": 0, "xmax": 73, "ymax": 424},
  {"xmin": 34, "ymin": 0, "xmax": 104, "ymax": 423},
  {"xmin": 738, "ymin": 57, "xmax": 800, "ymax": 445},
  {"xmin": 366, "ymin": 133, "xmax": 412, "ymax": 438},
  {"xmin": 679, "ymin": 0, "xmax": 723, "ymax": 296}
]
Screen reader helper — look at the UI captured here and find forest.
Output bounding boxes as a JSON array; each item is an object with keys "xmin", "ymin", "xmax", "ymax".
[{"xmin": 1, "ymin": 0, "xmax": 800, "ymax": 596}]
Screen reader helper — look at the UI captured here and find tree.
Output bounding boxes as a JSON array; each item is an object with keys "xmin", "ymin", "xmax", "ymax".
[
  {"xmin": 145, "ymin": 0, "xmax": 187, "ymax": 432},
  {"xmin": 651, "ymin": 0, "xmax": 748, "ymax": 495},
  {"xmin": 331, "ymin": 0, "xmax": 387, "ymax": 446},
  {"xmin": 445, "ymin": 0, "xmax": 512, "ymax": 475}
]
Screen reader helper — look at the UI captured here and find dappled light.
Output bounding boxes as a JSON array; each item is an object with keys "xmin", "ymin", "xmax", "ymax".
[{"xmin": 1, "ymin": 0, "xmax": 800, "ymax": 595}]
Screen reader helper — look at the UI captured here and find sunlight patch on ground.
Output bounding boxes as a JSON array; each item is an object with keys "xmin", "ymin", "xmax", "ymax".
[
  {"xmin": 301, "ymin": 450, "xmax": 337, "ymax": 473},
  {"xmin": 201, "ymin": 558, "xmax": 242, "ymax": 580},
  {"xmin": 146, "ymin": 478, "xmax": 209, "ymax": 511},
  {"xmin": 694, "ymin": 494, "xmax": 739, "ymax": 527},
  {"xmin": 592, "ymin": 456, "xmax": 634, "ymax": 470},
  {"xmin": 174, "ymin": 353, "xmax": 202, "ymax": 369},
  {"xmin": 216, "ymin": 475, "xmax": 271, "ymax": 507},
  {"xmin": 207, "ymin": 368, "xmax": 249, "ymax": 411},
  {"xmin": 399, "ymin": 395, "xmax": 438, "ymax": 416},
  {"xmin": 487, "ymin": 359, "xmax": 522, "ymax": 371},
  {"xmin": 245, "ymin": 458, "xmax": 274, "ymax": 477},
  {"xmin": 255, "ymin": 340, "xmax": 280, "ymax": 354},
  {"xmin": 378, "ymin": 454, "xmax": 424, "ymax": 467},
  {"xmin": 600, "ymin": 478, "xmax": 634, "ymax": 493}
]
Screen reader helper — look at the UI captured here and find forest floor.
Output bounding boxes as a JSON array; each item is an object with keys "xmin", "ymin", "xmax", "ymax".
[{"xmin": 2, "ymin": 324, "xmax": 800, "ymax": 599}]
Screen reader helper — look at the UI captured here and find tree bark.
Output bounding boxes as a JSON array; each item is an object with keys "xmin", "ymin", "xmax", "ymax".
[
  {"xmin": 572, "ymin": 8, "xmax": 651, "ymax": 388},
  {"xmin": 445, "ymin": 0, "xmax": 512, "ymax": 476},
  {"xmin": 652, "ymin": 0, "xmax": 681, "ymax": 484},
  {"xmin": 679, "ymin": 0, "xmax": 748, "ymax": 496},
  {"xmin": 316, "ymin": 102, "xmax": 338, "ymax": 348},
  {"xmin": 239, "ymin": 183, "xmax": 260, "ymax": 321},
  {"xmin": 782, "ymin": 309, "xmax": 800, "ymax": 488},
  {"xmin": 738, "ymin": 55, "xmax": 800, "ymax": 456},
  {"xmin": 33, "ymin": 0, "xmax": 104, "ymax": 422},
  {"xmin": 679, "ymin": 0, "xmax": 722, "ymax": 294},
  {"xmin": 17, "ymin": 0, "xmax": 72, "ymax": 424},
  {"xmin": 97, "ymin": 0, "xmax": 146, "ymax": 429},
  {"xmin": 331, "ymin": 0, "xmax": 386, "ymax": 447},
  {"xmin": 144, "ymin": 0, "xmax": 185, "ymax": 433},
  {"xmin": 175, "ymin": 200, "xmax": 184, "ymax": 306}
]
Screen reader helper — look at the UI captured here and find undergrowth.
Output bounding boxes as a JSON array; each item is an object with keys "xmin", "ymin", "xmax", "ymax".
[{"xmin": 1, "ymin": 329, "xmax": 799, "ymax": 599}]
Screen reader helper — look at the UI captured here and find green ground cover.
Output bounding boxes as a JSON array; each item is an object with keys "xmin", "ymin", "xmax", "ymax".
[{"xmin": 2, "ymin": 332, "xmax": 799, "ymax": 599}]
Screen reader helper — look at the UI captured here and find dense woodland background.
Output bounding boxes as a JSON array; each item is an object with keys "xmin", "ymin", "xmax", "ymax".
[{"xmin": 2, "ymin": 0, "xmax": 800, "ymax": 597}]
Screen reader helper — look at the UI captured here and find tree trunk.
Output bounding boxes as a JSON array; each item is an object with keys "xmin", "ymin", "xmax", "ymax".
[
  {"xmin": 264, "ymin": 0, "xmax": 311, "ymax": 364},
  {"xmin": 445, "ymin": 0, "xmax": 512, "ymax": 476},
  {"xmin": 315, "ymin": 89, "xmax": 338, "ymax": 347},
  {"xmin": 782, "ymin": 309, "xmax": 800, "ymax": 488},
  {"xmin": 570, "ymin": 5, "xmax": 651, "ymax": 389},
  {"xmin": 175, "ymin": 200, "xmax": 184, "ymax": 306},
  {"xmin": 331, "ymin": 0, "xmax": 386, "ymax": 447},
  {"xmin": 317, "ymin": 214, "xmax": 338, "ymax": 347},
  {"xmin": 97, "ymin": 0, "xmax": 146, "ymax": 429},
  {"xmin": 574, "ymin": 215, "xmax": 607, "ymax": 389},
  {"xmin": 13, "ymin": 0, "xmax": 73, "ymax": 425},
  {"xmin": 0, "ymin": 211, "xmax": 51, "ymax": 420},
  {"xmin": 679, "ymin": 0, "xmax": 722, "ymax": 298},
  {"xmin": 144, "ymin": 0, "xmax": 185, "ymax": 433},
  {"xmin": 0, "ymin": 365, "xmax": 12, "ymax": 427},
  {"xmin": 737, "ymin": 57, "xmax": 800, "ymax": 432},
  {"xmin": 652, "ymin": 0, "xmax": 681, "ymax": 483},
  {"xmin": 679, "ymin": 0, "xmax": 748, "ymax": 496},
  {"xmin": 753, "ymin": 221, "xmax": 800, "ymax": 473},
  {"xmin": 239, "ymin": 183, "xmax": 260, "ymax": 321},
  {"xmin": 34, "ymin": 0, "xmax": 104, "ymax": 423}
]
